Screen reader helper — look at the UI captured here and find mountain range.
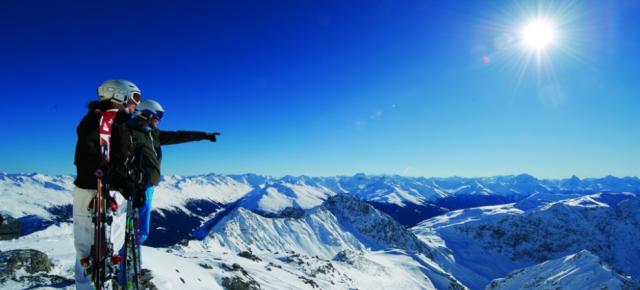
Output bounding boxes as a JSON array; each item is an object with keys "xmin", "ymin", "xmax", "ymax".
[{"xmin": 1, "ymin": 172, "xmax": 639, "ymax": 289}]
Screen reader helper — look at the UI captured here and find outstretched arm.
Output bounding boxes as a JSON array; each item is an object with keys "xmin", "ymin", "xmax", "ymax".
[{"xmin": 159, "ymin": 130, "xmax": 220, "ymax": 145}]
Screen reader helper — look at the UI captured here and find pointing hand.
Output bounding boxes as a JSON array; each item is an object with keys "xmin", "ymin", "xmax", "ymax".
[{"xmin": 205, "ymin": 132, "xmax": 221, "ymax": 142}]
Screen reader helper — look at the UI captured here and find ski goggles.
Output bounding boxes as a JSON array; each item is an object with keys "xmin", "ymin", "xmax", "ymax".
[
  {"xmin": 153, "ymin": 110, "xmax": 164, "ymax": 121},
  {"xmin": 128, "ymin": 92, "xmax": 141, "ymax": 105},
  {"xmin": 138, "ymin": 109, "xmax": 164, "ymax": 121}
]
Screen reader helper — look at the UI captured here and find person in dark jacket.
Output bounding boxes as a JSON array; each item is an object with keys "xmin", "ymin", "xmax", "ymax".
[
  {"xmin": 73, "ymin": 101, "xmax": 137, "ymax": 190},
  {"xmin": 73, "ymin": 79, "xmax": 141, "ymax": 290},
  {"xmin": 128, "ymin": 99, "xmax": 218, "ymax": 248}
]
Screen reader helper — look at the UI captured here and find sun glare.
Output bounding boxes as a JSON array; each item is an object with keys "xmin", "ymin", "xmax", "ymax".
[
  {"xmin": 520, "ymin": 19, "xmax": 556, "ymax": 51},
  {"xmin": 480, "ymin": 1, "xmax": 584, "ymax": 101}
]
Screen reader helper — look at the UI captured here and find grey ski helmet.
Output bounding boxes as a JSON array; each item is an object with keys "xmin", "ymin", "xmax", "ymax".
[
  {"xmin": 97, "ymin": 79, "xmax": 141, "ymax": 105},
  {"xmin": 136, "ymin": 99, "xmax": 165, "ymax": 120}
]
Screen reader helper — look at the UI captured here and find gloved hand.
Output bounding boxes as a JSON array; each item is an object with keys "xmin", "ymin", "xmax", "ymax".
[{"xmin": 204, "ymin": 132, "xmax": 220, "ymax": 142}]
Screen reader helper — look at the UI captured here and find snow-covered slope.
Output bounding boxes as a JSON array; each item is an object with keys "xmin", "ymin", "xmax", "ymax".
[
  {"xmin": 238, "ymin": 181, "xmax": 334, "ymax": 215},
  {"xmin": 486, "ymin": 250, "xmax": 640, "ymax": 290},
  {"xmin": 3, "ymin": 172, "xmax": 640, "ymax": 289},
  {"xmin": 145, "ymin": 174, "xmax": 255, "ymax": 246},
  {"xmin": 201, "ymin": 195, "xmax": 433, "ymax": 259},
  {"xmin": 0, "ymin": 223, "xmax": 223, "ymax": 290},
  {"xmin": 0, "ymin": 173, "xmax": 252, "ymax": 219},
  {"xmin": 0, "ymin": 196, "xmax": 466, "ymax": 290},
  {"xmin": 412, "ymin": 204, "xmax": 529, "ymax": 290},
  {"xmin": 153, "ymin": 174, "xmax": 253, "ymax": 212},
  {"xmin": 0, "ymin": 173, "xmax": 74, "ymax": 219},
  {"xmin": 0, "ymin": 173, "xmax": 256, "ymax": 246},
  {"xmin": 185, "ymin": 194, "xmax": 465, "ymax": 289},
  {"xmin": 413, "ymin": 192, "xmax": 640, "ymax": 289},
  {"xmin": 203, "ymin": 206, "xmax": 366, "ymax": 258}
]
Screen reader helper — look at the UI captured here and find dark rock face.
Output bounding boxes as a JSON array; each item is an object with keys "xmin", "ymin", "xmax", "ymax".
[
  {"xmin": 220, "ymin": 262, "xmax": 262, "ymax": 290},
  {"xmin": 0, "ymin": 249, "xmax": 52, "ymax": 277},
  {"xmin": 221, "ymin": 276, "xmax": 261, "ymax": 290},
  {"xmin": 0, "ymin": 249, "xmax": 73, "ymax": 288},
  {"xmin": 237, "ymin": 250, "xmax": 262, "ymax": 262},
  {"xmin": 252, "ymin": 207, "xmax": 306, "ymax": 219}
]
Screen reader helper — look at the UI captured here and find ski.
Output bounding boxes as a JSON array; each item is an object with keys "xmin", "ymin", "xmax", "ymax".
[
  {"xmin": 82, "ymin": 108, "xmax": 121, "ymax": 289},
  {"xmin": 122, "ymin": 194, "xmax": 142, "ymax": 289}
]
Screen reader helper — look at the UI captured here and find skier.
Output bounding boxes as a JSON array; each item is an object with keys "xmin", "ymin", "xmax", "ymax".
[
  {"xmin": 73, "ymin": 79, "xmax": 142, "ymax": 289},
  {"xmin": 126, "ymin": 99, "xmax": 219, "ymax": 274}
]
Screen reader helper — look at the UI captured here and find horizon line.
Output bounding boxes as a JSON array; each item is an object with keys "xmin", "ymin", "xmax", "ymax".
[{"xmin": 1, "ymin": 171, "xmax": 639, "ymax": 181}]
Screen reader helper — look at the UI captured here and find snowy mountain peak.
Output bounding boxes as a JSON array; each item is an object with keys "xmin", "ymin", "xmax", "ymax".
[
  {"xmin": 486, "ymin": 250, "xmax": 640, "ymax": 290},
  {"xmin": 200, "ymin": 205, "xmax": 366, "ymax": 259},
  {"xmin": 196, "ymin": 194, "xmax": 434, "ymax": 261},
  {"xmin": 238, "ymin": 182, "xmax": 334, "ymax": 215},
  {"xmin": 325, "ymin": 195, "xmax": 434, "ymax": 256}
]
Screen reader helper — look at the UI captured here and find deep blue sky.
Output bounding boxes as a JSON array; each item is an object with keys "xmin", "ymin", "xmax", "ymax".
[{"xmin": 1, "ymin": 0, "xmax": 638, "ymax": 178}]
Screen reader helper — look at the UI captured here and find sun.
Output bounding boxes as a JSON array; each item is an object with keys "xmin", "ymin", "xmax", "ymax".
[{"xmin": 519, "ymin": 19, "xmax": 556, "ymax": 51}]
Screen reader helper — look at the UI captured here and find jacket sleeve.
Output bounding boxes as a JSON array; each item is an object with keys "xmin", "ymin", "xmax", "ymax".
[{"xmin": 159, "ymin": 130, "xmax": 208, "ymax": 145}]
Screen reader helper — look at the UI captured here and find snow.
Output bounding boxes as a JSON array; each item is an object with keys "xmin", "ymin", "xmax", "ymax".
[
  {"xmin": 514, "ymin": 192, "xmax": 581, "ymax": 210},
  {"xmin": 0, "ymin": 223, "xmax": 75, "ymax": 284},
  {"xmin": 239, "ymin": 182, "xmax": 334, "ymax": 214},
  {"xmin": 0, "ymin": 223, "xmax": 222, "ymax": 290},
  {"xmin": 257, "ymin": 187, "xmax": 295, "ymax": 213},
  {"xmin": 541, "ymin": 194, "xmax": 609, "ymax": 210},
  {"xmin": 153, "ymin": 174, "xmax": 253, "ymax": 212},
  {"xmin": 331, "ymin": 251, "xmax": 438, "ymax": 290},
  {"xmin": 373, "ymin": 186, "xmax": 426, "ymax": 207},
  {"xmin": 204, "ymin": 207, "xmax": 365, "ymax": 259},
  {"xmin": 3, "ymin": 173, "xmax": 640, "ymax": 290},
  {"xmin": 3, "ymin": 172, "xmax": 639, "ymax": 219},
  {"xmin": 186, "ymin": 194, "xmax": 465, "ymax": 289},
  {"xmin": 486, "ymin": 250, "xmax": 640, "ymax": 290},
  {"xmin": 0, "ymin": 173, "xmax": 74, "ymax": 219},
  {"xmin": 143, "ymin": 247, "xmax": 223, "ymax": 290},
  {"xmin": 413, "ymin": 192, "xmax": 640, "ymax": 289},
  {"xmin": 413, "ymin": 221, "xmax": 526, "ymax": 290},
  {"xmin": 419, "ymin": 204, "xmax": 523, "ymax": 229},
  {"xmin": 284, "ymin": 183, "xmax": 335, "ymax": 208}
]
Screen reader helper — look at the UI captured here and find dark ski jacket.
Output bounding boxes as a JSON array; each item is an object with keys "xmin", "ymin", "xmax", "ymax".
[
  {"xmin": 128, "ymin": 119, "xmax": 210, "ymax": 186},
  {"xmin": 73, "ymin": 101, "xmax": 133, "ymax": 190}
]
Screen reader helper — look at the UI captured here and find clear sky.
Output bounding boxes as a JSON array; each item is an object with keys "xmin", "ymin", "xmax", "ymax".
[{"xmin": 0, "ymin": 0, "xmax": 638, "ymax": 178}]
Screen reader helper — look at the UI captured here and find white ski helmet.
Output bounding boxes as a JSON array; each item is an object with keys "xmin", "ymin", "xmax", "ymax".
[
  {"xmin": 97, "ymin": 79, "xmax": 141, "ymax": 105},
  {"xmin": 136, "ymin": 99, "xmax": 165, "ymax": 120}
]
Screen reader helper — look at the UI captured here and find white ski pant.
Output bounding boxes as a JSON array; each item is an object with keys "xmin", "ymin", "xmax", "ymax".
[{"xmin": 73, "ymin": 186, "xmax": 127, "ymax": 290}]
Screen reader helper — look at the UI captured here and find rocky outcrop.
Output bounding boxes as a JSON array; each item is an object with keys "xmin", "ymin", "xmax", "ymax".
[
  {"xmin": 325, "ymin": 195, "xmax": 434, "ymax": 257},
  {"xmin": 0, "ymin": 249, "xmax": 73, "ymax": 288}
]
